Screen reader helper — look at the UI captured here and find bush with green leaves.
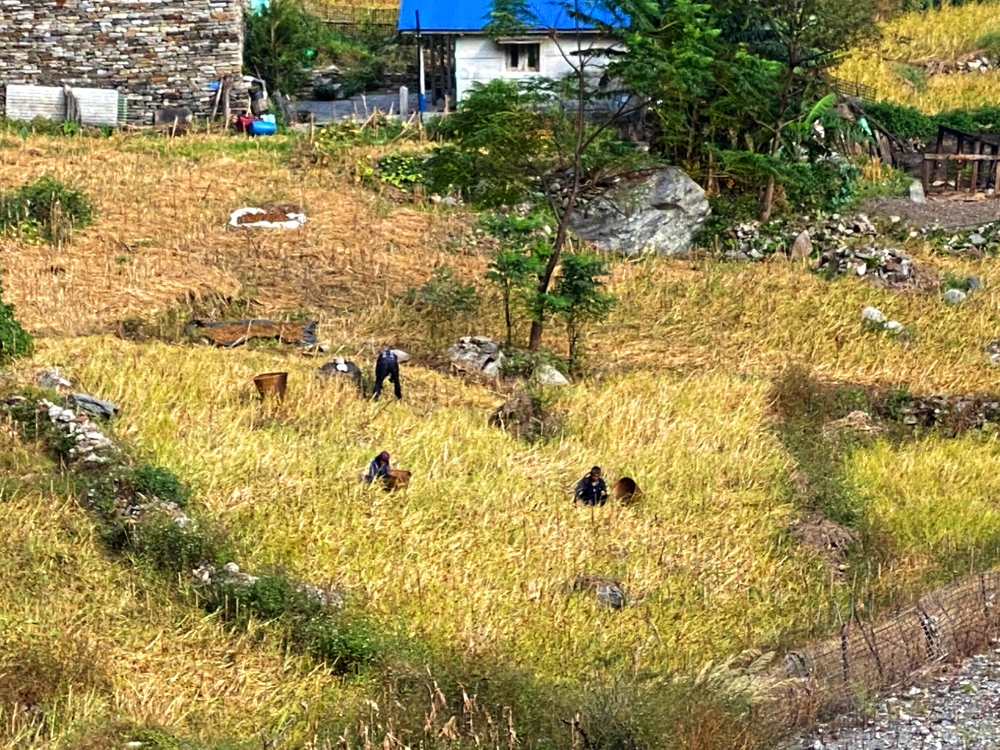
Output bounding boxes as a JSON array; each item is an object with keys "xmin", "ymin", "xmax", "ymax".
[
  {"xmin": 243, "ymin": 0, "xmax": 326, "ymax": 95},
  {"xmin": 132, "ymin": 510, "xmax": 231, "ymax": 575},
  {"xmin": 376, "ymin": 153, "xmax": 424, "ymax": 190},
  {"xmin": 403, "ymin": 266, "xmax": 478, "ymax": 343},
  {"xmin": 131, "ymin": 464, "xmax": 189, "ymax": 507},
  {"xmin": 0, "ymin": 175, "xmax": 93, "ymax": 244},
  {"xmin": 0, "ymin": 280, "xmax": 32, "ymax": 364}
]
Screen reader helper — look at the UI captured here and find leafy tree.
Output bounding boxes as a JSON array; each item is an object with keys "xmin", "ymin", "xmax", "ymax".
[
  {"xmin": 432, "ymin": 1, "xmax": 650, "ymax": 350},
  {"xmin": 0, "ymin": 280, "xmax": 31, "ymax": 364},
  {"xmin": 550, "ymin": 253, "xmax": 615, "ymax": 370},
  {"xmin": 482, "ymin": 213, "xmax": 552, "ymax": 346},
  {"xmin": 243, "ymin": 0, "xmax": 325, "ymax": 96}
]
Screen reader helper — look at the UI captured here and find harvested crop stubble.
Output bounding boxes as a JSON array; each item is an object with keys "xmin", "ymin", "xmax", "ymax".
[
  {"xmin": 0, "ymin": 135, "xmax": 478, "ymax": 334},
  {"xmin": 0, "ymin": 430, "xmax": 365, "ymax": 744},
  {"xmin": 19, "ymin": 336, "xmax": 839, "ymax": 680},
  {"xmin": 596, "ymin": 254, "xmax": 1000, "ymax": 393}
]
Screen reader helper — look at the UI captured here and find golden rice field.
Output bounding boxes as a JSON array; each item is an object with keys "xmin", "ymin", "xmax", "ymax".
[
  {"xmin": 836, "ymin": 2, "xmax": 1000, "ymax": 111},
  {"xmin": 6, "ymin": 130, "xmax": 1000, "ymax": 747}
]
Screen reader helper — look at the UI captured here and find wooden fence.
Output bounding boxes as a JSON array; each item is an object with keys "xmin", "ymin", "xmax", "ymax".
[{"xmin": 303, "ymin": 3, "xmax": 399, "ymax": 31}]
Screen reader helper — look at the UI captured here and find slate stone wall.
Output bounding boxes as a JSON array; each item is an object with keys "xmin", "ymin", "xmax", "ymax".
[{"xmin": 0, "ymin": 0, "xmax": 245, "ymax": 125}]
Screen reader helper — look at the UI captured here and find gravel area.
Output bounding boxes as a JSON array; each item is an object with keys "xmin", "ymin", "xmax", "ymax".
[
  {"xmin": 787, "ymin": 646, "xmax": 1000, "ymax": 750},
  {"xmin": 864, "ymin": 196, "xmax": 1000, "ymax": 229}
]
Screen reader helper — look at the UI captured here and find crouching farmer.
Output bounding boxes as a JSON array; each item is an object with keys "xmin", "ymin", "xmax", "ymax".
[
  {"xmin": 574, "ymin": 466, "xmax": 608, "ymax": 507},
  {"xmin": 364, "ymin": 451, "xmax": 391, "ymax": 484}
]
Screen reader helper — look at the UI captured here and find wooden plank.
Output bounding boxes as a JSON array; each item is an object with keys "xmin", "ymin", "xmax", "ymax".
[
  {"xmin": 923, "ymin": 156, "xmax": 932, "ymax": 196},
  {"xmin": 923, "ymin": 154, "xmax": 1000, "ymax": 161},
  {"xmin": 972, "ymin": 139, "xmax": 983, "ymax": 194}
]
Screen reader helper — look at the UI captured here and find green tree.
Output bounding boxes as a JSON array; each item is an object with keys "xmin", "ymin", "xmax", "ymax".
[
  {"xmin": 482, "ymin": 213, "xmax": 551, "ymax": 346},
  {"xmin": 243, "ymin": 0, "xmax": 324, "ymax": 96},
  {"xmin": 433, "ymin": 0, "xmax": 650, "ymax": 350},
  {"xmin": 550, "ymin": 253, "xmax": 615, "ymax": 371}
]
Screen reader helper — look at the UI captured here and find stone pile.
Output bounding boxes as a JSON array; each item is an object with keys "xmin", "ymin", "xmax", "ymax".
[
  {"xmin": 40, "ymin": 398, "xmax": 115, "ymax": 464},
  {"xmin": 887, "ymin": 394, "xmax": 1000, "ymax": 433},
  {"xmin": 924, "ymin": 54, "xmax": 995, "ymax": 75},
  {"xmin": 817, "ymin": 246, "xmax": 915, "ymax": 288},
  {"xmin": 192, "ymin": 561, "xmax": 344, "ymax": 609},
  {"xmin": 448, "ymin": 336, "xmax": 505, "ymax": 376},
  {"xmin": 726, "ymin": 213, "xmax": 877, "ymax": 261}
]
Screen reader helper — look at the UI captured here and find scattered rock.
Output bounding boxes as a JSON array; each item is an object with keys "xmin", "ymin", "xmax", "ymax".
[
  {"xmin": 570, "ymin": 167, "xmax": 711, "ymax": 257},
  {"xmin": 39, "ymin": 399, "xmax": 115, "ymax": 463},
  {"xmin": 944, "ymin": 288, "xmax": 968, "ymax": 305},
  {"xmin": 821, "ymin": 410, "xmax": 886, "ymax": 442},
  {"xmin": 910, "ymin": 180, "xmax": 926, "ymax": 204},
  {"xmin": 535, "ymin": 364, "xmax": 570, "ymax": 386},
  {"xmin": 877, "ymin": 392, "xmax": 1000, "ymax": 435},
  {"xmin": 489, "ymin": 393, "xmax": 560, "ymax": 441},
  {"xmin": 987, "ymin": 338, "xmax": 1000, "ymax": 365},
  {"xmin": 862, "ymin": 306, "xmax": 887, "ymax": 325},
  {"xmin": 967, "ymin": 275, "xmax": 983, "ymax": 291},
  {"xmin": 789, "ymin": 230, "xmax": 813, "ymax": 260},
  {"xmin": 447, "ymin": 337, "xmax": 504, "ymax": 375},
  {"xmin": 817, "ymin": 246, "xmax": 916, "ymax": 289},
  {"xmin": 68, "ymin": 393, "xmax": 119, "ymax": 419},
  {"xmin": 572, "ymin": 574, "xmax": 627, "ymax": 610},
  {"xmin": 36, "ymin": 368, "xmax": 71, "ymax": 389}
]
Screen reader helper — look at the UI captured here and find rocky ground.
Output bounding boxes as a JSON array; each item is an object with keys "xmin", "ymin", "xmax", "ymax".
[{"xmin": 788, "ymin": 645, "xmax": 1000, "ymax": 749}]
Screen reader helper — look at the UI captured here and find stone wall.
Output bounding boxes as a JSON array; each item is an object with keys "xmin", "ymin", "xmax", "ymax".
[{"xmin": 0, "ymin": 0, "xmax": 245, "ymax": 125}]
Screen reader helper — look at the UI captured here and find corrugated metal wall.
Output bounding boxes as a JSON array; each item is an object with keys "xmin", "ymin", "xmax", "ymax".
[{"xmin": 4, "ymin": 84, "xmax": 125, "ymax": 126}]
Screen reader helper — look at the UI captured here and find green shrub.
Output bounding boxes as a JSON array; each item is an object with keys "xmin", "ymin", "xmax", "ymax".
[
  {"xmin": 131, "ymin": 464, "xmax": 189, "ymax": 507},
  {"xmin": 133, "ymin": 511, "xmax": 229, "ymax": 574},
  {"xmin": 301, "ymin": 616, "xmax": 378, "ymax": 673},
  {"xmin": 0, "ymin": 175, "xmax": 94, "ymax": 244},
  {"xmin": 376, "ymin": 153, "xmax": 424, "ymax": 190},
  {"xmin": 785, "ymin": 159, "xmax": 860, "ymax": 214},
  {"xmin": 863, "ymin": 103, "xmax": 935, "ymax": 139},
  {"xmin": 0, "ymin": 279, "xmax": 32, "ymax": 363}
]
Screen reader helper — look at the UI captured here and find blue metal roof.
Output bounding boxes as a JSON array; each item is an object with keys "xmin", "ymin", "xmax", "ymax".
[{"xmin": 397, "ymin": 0, "xmax": 620, "ymax": 33}]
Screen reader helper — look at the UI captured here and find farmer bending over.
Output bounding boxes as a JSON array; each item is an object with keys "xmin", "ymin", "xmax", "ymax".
[
  {"xmin": 371, "ymin": 348, "xmax": 402, "ymax": 401},
  {"xmin": 365, "ymin": 451, "xmax": 391, "ymax": 484},
  {"xmin": 574, "ymin": 466, "xmax": 608, "ymax": 507}
]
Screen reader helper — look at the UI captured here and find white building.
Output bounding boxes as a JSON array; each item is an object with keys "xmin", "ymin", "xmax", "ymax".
[{"xmin": 398, "ymin": 0, "xmax": 619, "ymax": 104}]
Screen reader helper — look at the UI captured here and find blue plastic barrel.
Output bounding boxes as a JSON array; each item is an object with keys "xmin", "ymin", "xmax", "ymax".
[{"xmin": 249, "ymin": 119, "xmax": 277, "ymax": 137}]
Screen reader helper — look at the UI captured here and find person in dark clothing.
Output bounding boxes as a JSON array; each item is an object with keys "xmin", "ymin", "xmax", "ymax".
[
  {"xmin": 371, "ymin": 348, "xmax": 402, "ymax": 401},
  {"xmin": 574, "ymin": 466, "xmax": 608, "ymax": 506},
  {"xmin": 365, "ymin": 451, "xmax": 391, "ymax": 483}
]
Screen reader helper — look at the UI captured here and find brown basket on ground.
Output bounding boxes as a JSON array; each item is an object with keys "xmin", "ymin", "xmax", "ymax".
[
  {"xmin": 383, "ymin": 469, "xmax": 411, "ymax": 492},
  {"xmin": 613, "ymin": 477, "xmax": 644, "ymax": 505},
  {"xmin": 253, "ymin": 372, "xmax": 288, "ymax": 401}
]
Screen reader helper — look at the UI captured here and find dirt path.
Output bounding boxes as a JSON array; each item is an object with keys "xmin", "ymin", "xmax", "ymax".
[{"xmin": 865, "ymin": 196, "xmax": 1000, "ymax": 228}]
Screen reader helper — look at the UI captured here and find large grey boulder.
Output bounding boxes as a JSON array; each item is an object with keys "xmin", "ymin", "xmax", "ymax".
[{"xmin": 569, "ymin": 168, "xmax": 710, "ymax": 256}]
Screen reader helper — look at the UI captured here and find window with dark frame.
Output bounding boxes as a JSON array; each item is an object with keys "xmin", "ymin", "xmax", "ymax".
[{"xmin": 505, "ymin": 43, "xmax": 540, "ymax": 72}]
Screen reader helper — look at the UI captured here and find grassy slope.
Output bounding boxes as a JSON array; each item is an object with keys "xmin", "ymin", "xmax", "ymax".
[
  {"xmin": 0, "ymin": 427, "xmax": 365, "ymax": 750},
  {"xmin": 836, "ymin": 2, "xmax": 1000, "ymax": 111},
  {"xmin": 5, "ymin": 130, "xmax": 1000, "ymax": 747}
]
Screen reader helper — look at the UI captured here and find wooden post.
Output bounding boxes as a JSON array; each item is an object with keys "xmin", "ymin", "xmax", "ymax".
[
  {"xmin": 971, "ymin": 138, "xmax": 983, "ymax": 194},
  {"xmin": 935, "ymin": 126, "xmax": 945, "ymax": 188},
  {"xmin": 429, "ymin": 36, "xmax": 438, "ymax": 106},
  {"xmin": 923, "ymin": 156, "xmax": 932, "ymax": 197}
]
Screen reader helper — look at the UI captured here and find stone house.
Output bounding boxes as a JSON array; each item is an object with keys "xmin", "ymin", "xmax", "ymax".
[
  {"xmin": 397, "ymin": 0, "xmax": 618, "ymax": 103},
  {"xmin": 0, "ymin": 0, "xmax": 245, "ymax": 126}
]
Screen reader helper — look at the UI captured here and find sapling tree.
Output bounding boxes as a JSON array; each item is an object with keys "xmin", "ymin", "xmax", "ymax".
[
  {"xmin": 435, "ymin": 0, "xmax": 649, "ymax": 350},
  {"xmin": 550, "ymin": 252, "xmax": 615, "ymax": 370}
]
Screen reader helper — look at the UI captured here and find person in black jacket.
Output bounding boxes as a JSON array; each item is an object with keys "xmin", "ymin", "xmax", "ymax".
[
  {"xmin": 371, "ymin": 348, "xmax": 402, "ymax": 401},
  {"xmin": 574, "ymin": 466, "xmax": 608, "ymax": 506}
]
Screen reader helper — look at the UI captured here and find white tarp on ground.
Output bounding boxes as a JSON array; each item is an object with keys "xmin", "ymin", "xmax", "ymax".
[
  {"xmin": 228, "ymin": 206, "xmax": 307, "ymax": 230},
  {"xmin": 5, "ymin": 84, "xmax": 123, "ymax": 126}
]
